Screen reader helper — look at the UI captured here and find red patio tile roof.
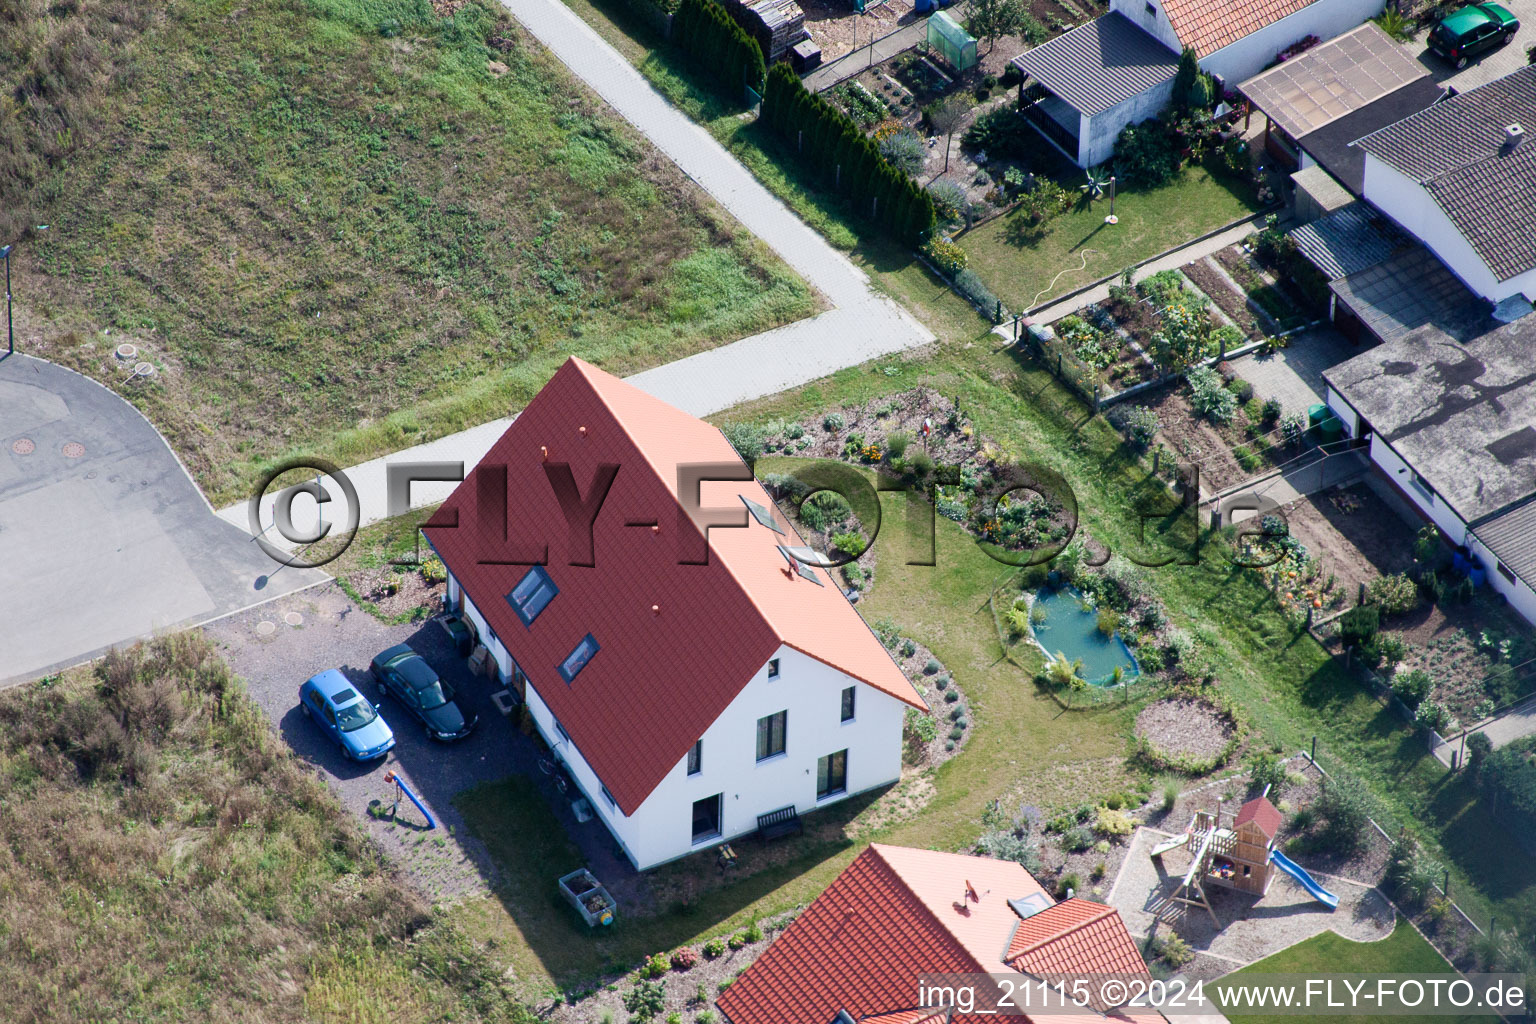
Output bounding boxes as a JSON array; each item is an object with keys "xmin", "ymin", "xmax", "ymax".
[
  {"xmin": 718, "ymin": 845, "xmax": 1155, "ymax": 1024},
  {"xmin": 1161, "ymin": 0, "xmax": 1320, "ymax": 57},
  {"xmin": 422, "ymin": 358, "xmax": 922, "ymax": 816}
]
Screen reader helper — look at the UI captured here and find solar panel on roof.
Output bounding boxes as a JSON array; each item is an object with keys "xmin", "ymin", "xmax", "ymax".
[{"xmin": 740, "ymin": 494, "xmax": 784, "ymax": 534}]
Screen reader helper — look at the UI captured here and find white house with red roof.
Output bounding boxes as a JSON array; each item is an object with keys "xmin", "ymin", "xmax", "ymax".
[
  {"xmin": 718, "ymin": 844, "xmax": 1160, "ymax": 1024},
  {"xmin": 422, "ymin": 358, "xmax": 926, "ymax": 870}
]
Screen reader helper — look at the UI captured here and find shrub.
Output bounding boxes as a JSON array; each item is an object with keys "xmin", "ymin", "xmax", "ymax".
[
  {"xmin": 1055, "ymin": 872, "xmax": 1082, "ymax": 898},
  {"xmin": 1094, "ymin": 806, "xmax": 1134, "ymax": 837},
  {"xmin": 878, "ymin": 129, "xmax": 926, "ymax": 177},
  {"xmin": 1367, "ymin": 573, "xmax": 1418, "ymax": 615},
  {"xmin": 1096, "ymin": 608, "xmax": 1120, "ymax": 636},
  {"xmin": 1248, "ymin": 752, "xmax": 1289, "ymax": 795},
  {"xmin": 901, "ymin": 638, "xmax": 918, "ymax": 657},
  {"xmin": 908, "ymin": 449, "xmax": 936, "ymax": 478},
  {"xmin": 885, "ymin": 430, "xmax": 912, "ymax": 459},
  {"xmin": 822, "ymin": 412, "xmax": 844, "ymax": 431},
  {"xmin": 1261, "ymin": 397, "xmax": 1283, "ymax": 424},
  {"xmin": 977, "ymin": 828, "xmax": 1043, "ymax": 872},
  {"xmin": 744, "ymin": 919, "xmax": 763, "ymax": 943},
  {"xmin": 1229, "ymin": 376, "xmax": 1255, "ymax": 402},
  {"xmin": 670, "ymin": 947, "xmax": 699, "ymax": 970},
  {"xmin": 799, "ymin": 489, "xmax": 852, "ymax": 532},
  {"xmin": 927, "ymin": 181, "xmax": 969, "ymax": 225},
  {"xmin": 1315, "ymin": 773, "xmax": 1372, "ymax": 855},
  {"xmin": 924, "ymin": 657, "xmax": 941, "ymax": 674},
  {"xmin": 953, "ymin": 268, "xmax": 1000, "ymax": 315},
  {"xmin": 1110, "ymin": 405, "xmax": 1159, "ymax": 449},
  {"xmin": 1233, "ymin": 445, "xmax": 1259, "ymax": 471},
  {"xmin": 922, "ymin": 236, "xmax": 968, "ymax": 276},
  {"xmin": 1467, "ymin": 731, "xmax": 1493, "ymax": 773},
  {"xmin": 1063, "ymin": 826, "xmax": 1094, "ymax": 852},
  {"xmin": 727, "ymin": 933, "xmax": 747, "ymax": 950},
  {"xmin": 1091, "ymin": 860, "xmax": 1106, "ymax": 881},
  {"xmin": 1391, "ymin": 669, "xmax": 1433, "ymax": 710},
  {"xmin": 1211, "ymin": 323, "xmax": 1245, "ymax": 353},
  {"xmin": 1187, "ymin": 366, "xmax": 1237, "ymax": 422},
  {"xmin": 936, "ymin": 674, "xmax": 950, "ymax": 690},
  {"xmin": 1114, "ymin": 120, "xmax": 1179, "ymax": 187},
  {"xmin": 639, "ymin": 951, "xmax": 670, "ymax": 979},
  {"xmin": 1155, "ymin": 933, "xmax": 1195, "ymax": 967},
  {"xmin": 721, "ymin": 422, "xmax": 764, "ymax": 465},
  {"xmin": 949, "ymin": 726, "xmax": 964, "ymax": 741},
  {"xmin": 905, "ymin": 707, "xmax": 938, "ymax": 748},
  {"xmin": 944, "ymin": 689, "xmax": 960, "ymax": 703},
  {"xmin": 1280, "ymin": 412, "xmax": 1306, "ymax": 446},
  {"xmin": 1415, "ymin": 700, "xmax": 1451, "ymax": 734},
  {"xmin": 1338, "ymin": 604, "xmax": 1380, "ymax": 648},
  {"xmin": 702, "ymin": 937, "xmax": 727, "ymax": 959},
  {"xmin": 1160, "ymin": 778, "xmax": 1180, "ymax": 812},
  {"xmin": 1374, "ymin": 631, "xmax": 1409, "ymax": 669},
  {"xmin": 624, "ymin": 979, "xmax": 667, "ymax": 1021}
]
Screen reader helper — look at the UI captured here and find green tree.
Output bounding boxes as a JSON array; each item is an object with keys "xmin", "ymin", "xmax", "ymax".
[
  {"xmin": 1171, "ymin": 47, "xmax": 1200, "ymax": 109},
  {"xmin": 926, "ymin": 94, "xmax": 969, "ymax": 173},
  {"xmin": 966, "ymin": 0, "xmax": 1028, "ymax": 53}
]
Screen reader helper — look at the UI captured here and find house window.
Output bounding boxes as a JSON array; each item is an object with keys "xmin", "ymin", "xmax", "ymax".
[
  {"xmin": 767, "ymin": 657, "xmax": 780, "ymax": 679},
  {"xmin": 756, "ymin": 710, "xmax": 787, "ymax": 761},
  {"xmin": 601, "ymin": 784, "xmax": 617, "ymax": 809},
  {"xmin": 1497, "ymin": 561, "xmax": 1517, "ymax": 584},
  {"xmin": 506, "ymin": 565, "xmax": 558, "ymax": 626},
  {"xmin": 558, "ymin": 633, "xmax": 600, "ymax": 683},
  {"xmin": 687, "ymin": 739, "xmax": 703, "ymax": 776},
  {"xmin": 554, "ymin": 718, "xmax": 571, "ymax": 743},
  {"xmin": 692, "ymin": 793, "xmax": 723, "ymax": 843},
  {"xmin": 1409, "ymin": 470, "xmax": 1436, "ymax": 504},
  {"xmin": 840, "ymin": 685, "xmax": 856, "ymax": 722},
  {"xmin": 1144, "ymin": 0, "xmax": 1155, "ymax": 13},
  {"xmin": 817, "ymin": 749, "xmax": 848, "ymax": 799}
]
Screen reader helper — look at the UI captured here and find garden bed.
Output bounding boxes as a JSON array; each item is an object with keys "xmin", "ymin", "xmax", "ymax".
[
  {"xmin": 1213, "ymin": 244, "xmax": 1309, "ymax": 332},
  {"xmin": 1135, "ymin": 697, "xmax": 1236, "ymax": 767},
  {"xmin": 1181, "ymin": 256, "xmax": 1267, "ymax": 342},
  {"xmin": 874, "ymin": 622, "xmax": 974, "ymax": 768}
]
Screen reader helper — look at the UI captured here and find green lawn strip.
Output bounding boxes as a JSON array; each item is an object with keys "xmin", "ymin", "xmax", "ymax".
[
  {"xmin": 10, "ymin": 0, "xmax": 815, "ymax": 506},
  {"xmin": 959, "ymin": 166, "xmax": 1264, "ymax": 312},
  {"xmin": 1223, "ymin": 918, "xmax": 1480, "ymax": 1024}
]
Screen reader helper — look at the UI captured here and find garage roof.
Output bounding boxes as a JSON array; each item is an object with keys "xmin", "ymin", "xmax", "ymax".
[{"xmin": 1010, "ymin": 13, "xmax": 1179, "ymax": 117}]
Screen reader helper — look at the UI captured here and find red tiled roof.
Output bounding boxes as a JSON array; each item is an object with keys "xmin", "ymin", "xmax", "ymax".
[
  {"xmin": 423, "ymin": 358, "xmax": 922, "ymax": 816},
  {"xmin": 1161, "ymin": 0, "xmax": 1319, "ymax": 58},
  {"xmin": 1235, "ymin": 796, "xmax": 1283, "ymax": 839},
  {"xmin": 1005, "ymin": 899, "xmax": 1150, "ymax": 1011},
  {"xmin": 718, "ymin": 845, "xmax": 1155, "ymax": 1024}
]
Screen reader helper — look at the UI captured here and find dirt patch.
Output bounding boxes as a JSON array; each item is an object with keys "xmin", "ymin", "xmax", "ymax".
[
  {"xmin": 801, "ymin": 0, "xmax": 916, "ymax": 62},
  {"xmin": 1280, "ymin": 482, "xmax": 1415, "ymax": 599},
  {"xmin": 343, "ymin": 566, "xmax": 445, "ymax": 622},
  {"xmin": 1136, "ymin": 698, "xmax": 1235, "ymax": 763}
]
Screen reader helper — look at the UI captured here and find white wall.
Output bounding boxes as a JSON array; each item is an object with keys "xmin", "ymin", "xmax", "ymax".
[
  {"xmin": 1325, "ymin": 385, "xmax": 1360, "ymax": 436},
  {"xmin": 522, "ymin": 642, "xmax": 908, "ymax": 870},
  {"xmin": 1199, "ymin": 0, "xmax": 1385, "ymax": 84},
  {"xmin": 1362, "ymin": 154, "xmax": 1536, "ymax": 302},
  {"xmin": 1081, "ymin": 77, "xmax": 1177, "ymax": 167},
  {"xmin": 1465, "ymin": 534, "xmax": 1536, "ymax": 627},
  {"xmin": 1366, "ymin": 435, "xmax": 1471, "ymax": 544},
  {"xmin": 457, "ymin": 587, "xmax": 512, "ymax": 683},
  {"xmin": 1112, "ymin": 0, "xmax": 1181, "ymax": 53}
]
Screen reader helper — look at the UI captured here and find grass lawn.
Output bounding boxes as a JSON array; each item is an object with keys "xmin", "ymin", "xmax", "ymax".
[
  {"xmin": 1223, "ymin": 918, "xmax": 1481, "ymax": 1024},
  {"xmin": 3, "ymin": 0, "xmax": 814, "ymax": 505},
  {"xmin": 960, "ymin": 166, "xmax": 1265, "ymax": 311},
  {"xmin": 0, "ymin": 632, "xmax": 534, "ymax": 1023}
]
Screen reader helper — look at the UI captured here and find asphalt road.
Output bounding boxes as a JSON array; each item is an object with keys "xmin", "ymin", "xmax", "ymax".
[{"xmin": 0, "ymin": 355, "xmax": 325, "ymax": 687}]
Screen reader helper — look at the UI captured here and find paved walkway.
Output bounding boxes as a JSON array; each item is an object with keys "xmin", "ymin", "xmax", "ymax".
[
  {"xmin": 1229, "ymin": 326, "xmax": 1361, "ymax": 419},
  {"xmin": 1207, "ymin": 449, "xmax": 1370, "ymax": 517}
]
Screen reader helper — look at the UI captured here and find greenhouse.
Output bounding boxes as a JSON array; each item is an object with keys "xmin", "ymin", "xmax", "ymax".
[{"xmin": 926, "ymin": 11, "xmax": 976, "ymax": 74}]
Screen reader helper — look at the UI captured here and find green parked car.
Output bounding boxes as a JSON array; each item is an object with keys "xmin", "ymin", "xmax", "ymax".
[{"xmin": 1428, "ymin": 3, "xmax": 1519, "ymax": 69}]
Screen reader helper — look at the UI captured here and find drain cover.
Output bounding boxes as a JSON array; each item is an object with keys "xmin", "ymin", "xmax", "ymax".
[
  {"xmin": 284, "ymin": 612, "xmax": 303, "ymax": 626},
  {"xmin": 11, "ymin": 438, "xmax": 34, "ymax": 455},
  {"xmin": 256, "ymin": 620, "xmax": 277, "ymax": 636},
  {"xmin": 61, "ymin": 442, "xmax": 85, "ymax": 458}
]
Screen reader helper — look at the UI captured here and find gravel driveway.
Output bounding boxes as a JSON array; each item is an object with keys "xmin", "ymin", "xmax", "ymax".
[{"xmin": 205, "ymin": 584, "xmax": 523, "ymax": 901}]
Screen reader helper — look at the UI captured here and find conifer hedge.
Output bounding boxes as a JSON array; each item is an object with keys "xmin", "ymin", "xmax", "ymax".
[
  {"xmin": 673, "ymin": 0, "xmax": 766, "ymax": 94},
  {"xmin": 761, "ymin": 63, "xmax": 935, "ymax": 244}
]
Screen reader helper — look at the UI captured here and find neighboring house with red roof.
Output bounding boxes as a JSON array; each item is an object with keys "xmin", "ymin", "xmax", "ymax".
[
  {"xmin": 718, "ymin": 844, "xmax": 1161, "ymax": 1024},
  {"xmin": 422, "ymin": 358, "xmax": 925, "ymax": 871},
  {"xmin": 1009, "ymin": 0, "xmax": 1382, "ymax": 167}
]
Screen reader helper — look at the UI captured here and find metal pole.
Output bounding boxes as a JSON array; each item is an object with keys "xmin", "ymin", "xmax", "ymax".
[{"xmin": 3, "ymin": 247, "xmax": 12, "ymax": 358}]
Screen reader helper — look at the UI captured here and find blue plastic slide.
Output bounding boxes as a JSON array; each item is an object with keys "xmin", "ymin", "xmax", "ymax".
[
  {"xmin": 385, "ymin": 770, "xmax": 437, "ymax": 830},
  {"xmin": 1269, "ymin": 849, "xmax": 1338, "ymax": 909}
]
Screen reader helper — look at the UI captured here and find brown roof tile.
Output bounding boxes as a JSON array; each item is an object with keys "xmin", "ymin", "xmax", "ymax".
[{"xmin": 1162, "ymin": 0, "xmax": 1320, "ymax": 58}]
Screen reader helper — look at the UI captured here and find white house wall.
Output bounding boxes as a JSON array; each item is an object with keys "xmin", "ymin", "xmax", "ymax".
[
  {"xmin": 1325, "ymin": 386, "xmax": 1360, "ymax": 436},
  {"xmin": 1082, "ymin": 77, "xmax": 1177, "ymax": 167},
  {"xmin": 523, "ymin": 642, "xmax": 907, "ymax": 870},
  {"xmin": 1112, "ymin": 0, "xmax": 1182, "ymax": 53},
  {"xmin": 1198, "ymin": 0, "xmax": 1385, "ymax": 84},
  {"xmin": 1361, "ymin": 154, "xmax": 1536, "ymax": 302},
  {"xmin": 1365, "ymin": 435, "xmax": 1471, "ymax": 544},
  {"xmin": 1465, "ymin": 534, "xmax": 1536, "ymax": 626}
]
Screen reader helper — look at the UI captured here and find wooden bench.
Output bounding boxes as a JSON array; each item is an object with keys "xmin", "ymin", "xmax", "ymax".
[{"xmin": 756, "ymin": 805, "xmax": 802, "ymax": 842}]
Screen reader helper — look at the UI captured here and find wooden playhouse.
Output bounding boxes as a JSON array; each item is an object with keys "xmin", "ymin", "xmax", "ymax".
[{"xmin": 1151, "ymin": 795, "xmax": 1284, "ymax": 925}]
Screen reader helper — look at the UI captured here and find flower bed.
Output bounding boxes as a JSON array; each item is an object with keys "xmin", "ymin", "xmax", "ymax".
[{"xmin": 871, "ymin": 620, "xmax": 973, "ymax": 768}]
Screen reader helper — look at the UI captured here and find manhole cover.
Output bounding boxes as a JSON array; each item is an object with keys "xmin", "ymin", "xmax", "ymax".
[
  {"xmin": 284, "ymin": 612, "xmax": 303, "ymax": 626},
  {"xmin": 255, "ymin": 620, "xmax": 277, "ymax": 636},
  {"xmin": 61, "ymin": 442, "xmax": 85, "ymax": 458},
  {"xmin": 11, "ymin": 438, "xmax": 34, "ymax": 455}
]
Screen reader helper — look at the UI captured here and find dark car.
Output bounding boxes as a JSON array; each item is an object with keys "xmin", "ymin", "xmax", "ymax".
[
  {"xmin": 370, "ymin": 644, "xmax": 478, "ymax": 741},
  {"xmin": 300, "ymin": 669, "xmax": 396, "ymax": 761},
  {"xmin": 1429, "ymin": 3, "xmax": 1519, "ymax": 68}
]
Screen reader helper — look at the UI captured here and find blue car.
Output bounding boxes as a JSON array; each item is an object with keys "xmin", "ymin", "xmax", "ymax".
[{"xmin": 299, "ymin": 669, "xmax": 396, "ymax": 761}]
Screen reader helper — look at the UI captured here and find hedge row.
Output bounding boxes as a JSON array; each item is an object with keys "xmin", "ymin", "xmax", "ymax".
[
  {"xmin": 760, "ymin": 63, "xmax": 935, "ymax": 244},
  {"xmin": 673, "ymin": 0, "xmax": 765, "ymax": 93},
  {"xmin": 1480, "ymin": 735, "xmax": 1536, "ymax": 841}
]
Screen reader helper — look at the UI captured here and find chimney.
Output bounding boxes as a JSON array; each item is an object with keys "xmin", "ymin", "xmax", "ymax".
[{"xmin": 1505, "ymin": 123, "xmax": 1525, "ymax": 148}]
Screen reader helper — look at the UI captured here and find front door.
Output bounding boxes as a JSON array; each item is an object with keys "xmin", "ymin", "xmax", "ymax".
[{"xmin": 691, "ymin": 794, "xmax": 722, "ymax": 844}]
